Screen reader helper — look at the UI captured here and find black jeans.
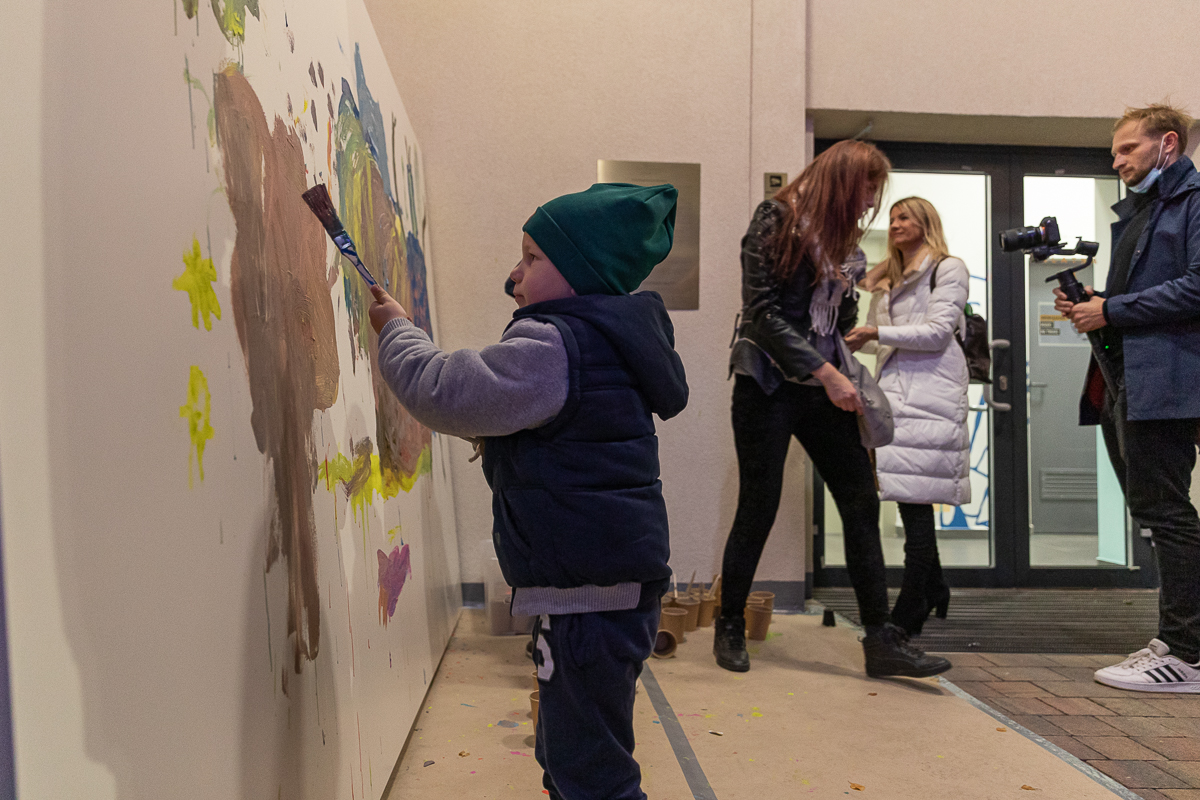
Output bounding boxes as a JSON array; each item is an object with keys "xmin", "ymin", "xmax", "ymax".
[
  {"xmin": 1101, "ymin": 388, "xmax": 1200, "ymax": 662},
  {"xmin": 720, "ymin": 375, "xmax": 890, "ymax": 627},
  {"xmin": 531, "ymin": 580, "xmax": 667, "ymax": 800},
  {"xmin": 890, "ymin": 503, "xmax": 947, "ymax": 631}
]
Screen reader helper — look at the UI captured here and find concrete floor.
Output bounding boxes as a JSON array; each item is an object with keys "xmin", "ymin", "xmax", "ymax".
[{"xmin": 385, "ymin": 609, "xmax": 1130, "ymax": 799}]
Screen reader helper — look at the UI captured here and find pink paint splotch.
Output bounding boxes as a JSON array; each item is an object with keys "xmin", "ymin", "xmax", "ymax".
[{"xmin": 377, "ymin": 544, "xmax": 412, "ymax": 626}]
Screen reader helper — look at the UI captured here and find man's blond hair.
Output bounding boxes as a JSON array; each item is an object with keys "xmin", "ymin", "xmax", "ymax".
[{"xmin": 1116, "ymin": 103, "xmax": 1194, "ymax": 151}]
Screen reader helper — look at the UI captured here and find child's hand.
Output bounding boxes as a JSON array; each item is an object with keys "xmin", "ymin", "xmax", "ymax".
[{"xmin": 369, "ymin": 285, "xmax": 409, "ymax": 334}]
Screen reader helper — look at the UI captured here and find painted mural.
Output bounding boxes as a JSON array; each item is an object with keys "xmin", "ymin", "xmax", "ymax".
[{"xmin": 166, "ymin": 1, "xmax": 454, "ymax": 797}]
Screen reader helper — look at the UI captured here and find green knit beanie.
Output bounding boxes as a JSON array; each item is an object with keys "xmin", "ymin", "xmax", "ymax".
[{"xmin": 522, "ymin": 183, "xmax": 678, "ymax": 296}]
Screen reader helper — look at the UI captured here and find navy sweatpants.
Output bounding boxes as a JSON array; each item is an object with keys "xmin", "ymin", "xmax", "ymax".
[{"xmin": 531, "ymin": 582, "xmax": 665, "ymax": 800}]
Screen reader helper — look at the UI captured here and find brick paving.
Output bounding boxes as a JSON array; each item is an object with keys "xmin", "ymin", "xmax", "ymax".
[{"xmin": 938, "ymin": 652, "xmax": 1200, "ymax": 799}]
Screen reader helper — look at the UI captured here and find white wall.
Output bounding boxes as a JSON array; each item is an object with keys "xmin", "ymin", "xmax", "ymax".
[
  {"xmin": 363, "ymin": 0, "xmax": 813, "ymax": 593},
  {"xmin": 0, "ymin": 2, "xmax": 118, "ymax": 797},
  {"xmin": 1, "ymin": 1, "xmax": 460, "ymax": 798}
]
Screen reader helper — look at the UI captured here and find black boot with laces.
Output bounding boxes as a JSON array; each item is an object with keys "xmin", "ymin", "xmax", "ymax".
[
  {"xmin": 713, "ymin": 613, "xmax": 750, "ymax": 672},
  {"xmin": 862, "ymin": 622, "xmax": 951, "ymax": 678}
]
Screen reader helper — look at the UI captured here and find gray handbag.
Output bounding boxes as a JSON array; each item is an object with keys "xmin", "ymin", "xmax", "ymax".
[{"xmin": 833, "ymin": 336, "xmax": 894, "ymax": 449}]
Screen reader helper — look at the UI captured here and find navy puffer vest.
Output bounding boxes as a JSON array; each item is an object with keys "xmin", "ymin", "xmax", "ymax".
[{"xmin": 482, "ymin": 293, "xmax": 688, "ymax": 589}]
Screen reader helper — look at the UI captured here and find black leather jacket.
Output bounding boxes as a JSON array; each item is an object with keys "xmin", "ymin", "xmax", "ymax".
[{"xmin": 729, "ymin": 200, "xmax": 859, "ymax": 393}]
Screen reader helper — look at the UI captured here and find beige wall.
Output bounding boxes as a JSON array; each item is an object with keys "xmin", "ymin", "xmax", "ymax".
[
  {"xmin": 809, "ymin": 0, "xmax": 1200, "ymax": 120},
  {"xmin": 358, "ymin": 0, "xmax": 1200, "ymax": 594},
  {"xmin": 364, "ymin": 0, "xmax": 813, "ymax": 591}
]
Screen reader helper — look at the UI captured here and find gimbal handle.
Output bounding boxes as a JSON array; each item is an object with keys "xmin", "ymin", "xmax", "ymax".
[{"xmin": 1045, "ymin": 259, "xmax": 1093, "ymax": 304}]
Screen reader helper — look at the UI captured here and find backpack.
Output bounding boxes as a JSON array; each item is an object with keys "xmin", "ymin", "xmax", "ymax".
[{"xmin": 930, "ymin": 260, "xmax": 991, "ymax": 384}]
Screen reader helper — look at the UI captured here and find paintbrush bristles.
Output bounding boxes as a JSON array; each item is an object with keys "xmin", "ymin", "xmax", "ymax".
[{"xmin": 301, "ymin": 184, "xmax": 346, "ymax": 236}]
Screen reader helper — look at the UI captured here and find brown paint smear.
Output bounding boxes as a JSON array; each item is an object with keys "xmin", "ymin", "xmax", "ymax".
[{"xmin": 215, "ymin": 66, "xmax": 339, "ymax": 672}]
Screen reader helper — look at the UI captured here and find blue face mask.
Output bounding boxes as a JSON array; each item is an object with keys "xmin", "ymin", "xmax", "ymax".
[{"xmin": 1129, "ymin": 137, "xmax": 1168, "ymax": 193}]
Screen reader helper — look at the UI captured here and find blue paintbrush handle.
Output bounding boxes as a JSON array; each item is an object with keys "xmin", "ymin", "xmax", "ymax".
[{"xmin": 331, "ymin": 232, "xmax": 377, "ymax": 287}]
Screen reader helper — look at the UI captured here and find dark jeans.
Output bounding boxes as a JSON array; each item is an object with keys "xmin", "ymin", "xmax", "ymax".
[
  {"xmin": 890, "ymin": 503, "xmax": 947, "ymax": 632},
  {"xmin": 531, "ymin": 580, "xmax": 666, "ymax": 800},
  {"xmin": 1101, "ymin": 388, "xmax": 1200, "ymax": 662},
  {"xmin": 720, "ymin": 375, "xmax": 890, "ymax": 627}
]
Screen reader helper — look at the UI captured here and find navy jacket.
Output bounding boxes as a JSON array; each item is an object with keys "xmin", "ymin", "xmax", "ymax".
[
  {"xmin": 482, "ymin": 292, "xmax": 689, "ymax": 590},
  {"xmin": 1083, "ymin": 156, "xmax": 1200, "ymax": 422}
]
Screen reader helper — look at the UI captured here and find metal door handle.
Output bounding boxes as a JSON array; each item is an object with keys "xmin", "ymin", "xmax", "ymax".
[
  {"xmin": 983, "ymin": 385, "xmax": 1012, "ymax": 412},
  {"xmin": 985, "ymin": 340, "xmax": 1012, "ymax": 411}
]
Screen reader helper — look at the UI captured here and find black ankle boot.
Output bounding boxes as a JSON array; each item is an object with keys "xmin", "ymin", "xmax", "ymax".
[
  {"xmin": 862, "ymin": 623, "xmax": 951, "ymax": 678},
  {"xmin": 929, "ymin": 583, "xmax": 951, "ymax": 620},
  {"xmin": 713, "ymin": 614, "xmax": 750, "ymax": 672}
]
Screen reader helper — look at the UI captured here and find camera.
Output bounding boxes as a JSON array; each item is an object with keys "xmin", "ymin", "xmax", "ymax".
[
  {"xmin": 998, "ymin": 216, "xmax": 1099, "ymax": 303},
  {"xmin": 999, "ymin": 216, "xmax": 1060, "ymax": 253}
]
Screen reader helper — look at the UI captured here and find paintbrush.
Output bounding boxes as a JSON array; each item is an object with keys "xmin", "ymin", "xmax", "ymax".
[{"xmin": 301, "ymin": 183, "xmax": 378, "ymax": 287}]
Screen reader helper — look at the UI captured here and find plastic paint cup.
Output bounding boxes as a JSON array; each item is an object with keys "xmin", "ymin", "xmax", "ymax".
[
  {"xmin": 676, "ymin": 596, "xmax": 701, "ymax": 632},
  {"xmin": 530, "ymin": 691, "xmax": 539, "ymax": 729},
  {"xmin": 696, "ymin": 595, "xmax": 717, "ymax": 628},
  {"xmin": 659, "ymin": 607, "xmax": 688, "ymax": 644},
  {"xmin": 652, "ymin": 629, "xmax": 678, "ymax": 659},
  {"xmin": 748, "ymin": 591, "xmax": 775, "ymax": 611},
  {"xmin": 531, "ymin": 669, "xmax": 539, "ymax": 691},
  {"xmin": 746, "ymin": 604, "xmax": 772, "ymax": 641}
]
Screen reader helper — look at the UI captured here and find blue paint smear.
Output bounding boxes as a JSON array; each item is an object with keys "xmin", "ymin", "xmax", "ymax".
[
  {"xmin": 355, "ymin": 44, "xmax": 392, "ymax": 203},
  {"xmin": 406, "ymin": 232, "xmax": 431, "ymax": 337},
  {"xmin": 497, "ymin": 720, "xmax": 519, "ymax": 728}
]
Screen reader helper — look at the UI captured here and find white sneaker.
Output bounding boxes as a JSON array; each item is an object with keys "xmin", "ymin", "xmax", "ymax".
[{"xmin": 1094, "ymin": 639, "xmax": 1200, "ymax": 693}]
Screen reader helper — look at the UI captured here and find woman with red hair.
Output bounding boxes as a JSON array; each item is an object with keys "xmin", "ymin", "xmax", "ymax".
[{"xmin": 714, "ymin": 140, "xmax": 951, "ymax": 679}]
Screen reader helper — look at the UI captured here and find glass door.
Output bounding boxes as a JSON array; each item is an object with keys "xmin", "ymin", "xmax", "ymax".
[
  {"xmin": 813, "ymin": 140, "xmax": 1156, "ymax": 590},
  {"xmin": 822, "ymin": 170, "xmax": 993, "ymax": 571},
  {"xmin": 1023, "ymin": 176, "xmax": 1129, "ymax": 567}
]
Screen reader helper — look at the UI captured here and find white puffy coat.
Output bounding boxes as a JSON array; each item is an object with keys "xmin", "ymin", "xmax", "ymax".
[{"xmin": 861, "ymin": 255, "xmax": 972, "ymax": 506}]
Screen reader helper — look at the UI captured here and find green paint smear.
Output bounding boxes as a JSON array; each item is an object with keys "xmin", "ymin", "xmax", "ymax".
[
  {"xmin": 386, "ymin": 525, "xmax": 401, "ymax": 544},
  {"xmin": 181, "ymin": 0, "xmax": 199, "ymax": 19},
  {"xmin": 174, "ymin": 236, "xmax": 222, "ymax": 330},
  {"xmin": 182, "ymin": 61, "xmax": 217, "ymax": 147},
  {"xmin": 319, "ymin": 446, "xmax": 432, "ymax": 523},
  {"xmin": 334, "ymin": 105, "xmax": 374, "ymax": 355},
  {"xmin": 180, "ymin": 365, "xmax": 215, "ymax": 488},
  {"xmin": 209, "ymin": 0, "xmax": 260, "ymax": 45}
]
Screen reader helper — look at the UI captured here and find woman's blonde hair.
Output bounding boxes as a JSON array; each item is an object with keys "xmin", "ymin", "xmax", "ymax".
[{"xmin": 877, "ymin": 196, "xmax": 951, "ymax": 289}]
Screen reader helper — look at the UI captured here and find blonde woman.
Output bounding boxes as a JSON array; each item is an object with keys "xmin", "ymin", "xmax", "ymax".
[{"xmin": 845, "ymin": 197, "xmax": 971, "ymax": 637}]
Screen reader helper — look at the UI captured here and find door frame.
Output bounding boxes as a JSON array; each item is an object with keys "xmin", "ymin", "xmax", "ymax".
[{"xmin": 812, "ymin": 139, "xmax": 1157, "ymax": 590}]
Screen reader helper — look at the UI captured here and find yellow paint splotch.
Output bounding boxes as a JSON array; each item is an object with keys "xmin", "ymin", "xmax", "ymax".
[
  {"xmin": 320, "ymin": 444, "xmax": 433, "ymax": 524},
  {"xmin": 180, "ymin": 365, "xmax": 215, "ymax": 488},
  {"xmin": 174, "ymin": 237, "xmax": 222, "ymax": 331}
]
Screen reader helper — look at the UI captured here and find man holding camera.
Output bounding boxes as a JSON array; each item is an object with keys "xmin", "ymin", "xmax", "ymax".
[{"xmin": 1056, "ymin": 104, "xmax": 1200, "ymax": 692}]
